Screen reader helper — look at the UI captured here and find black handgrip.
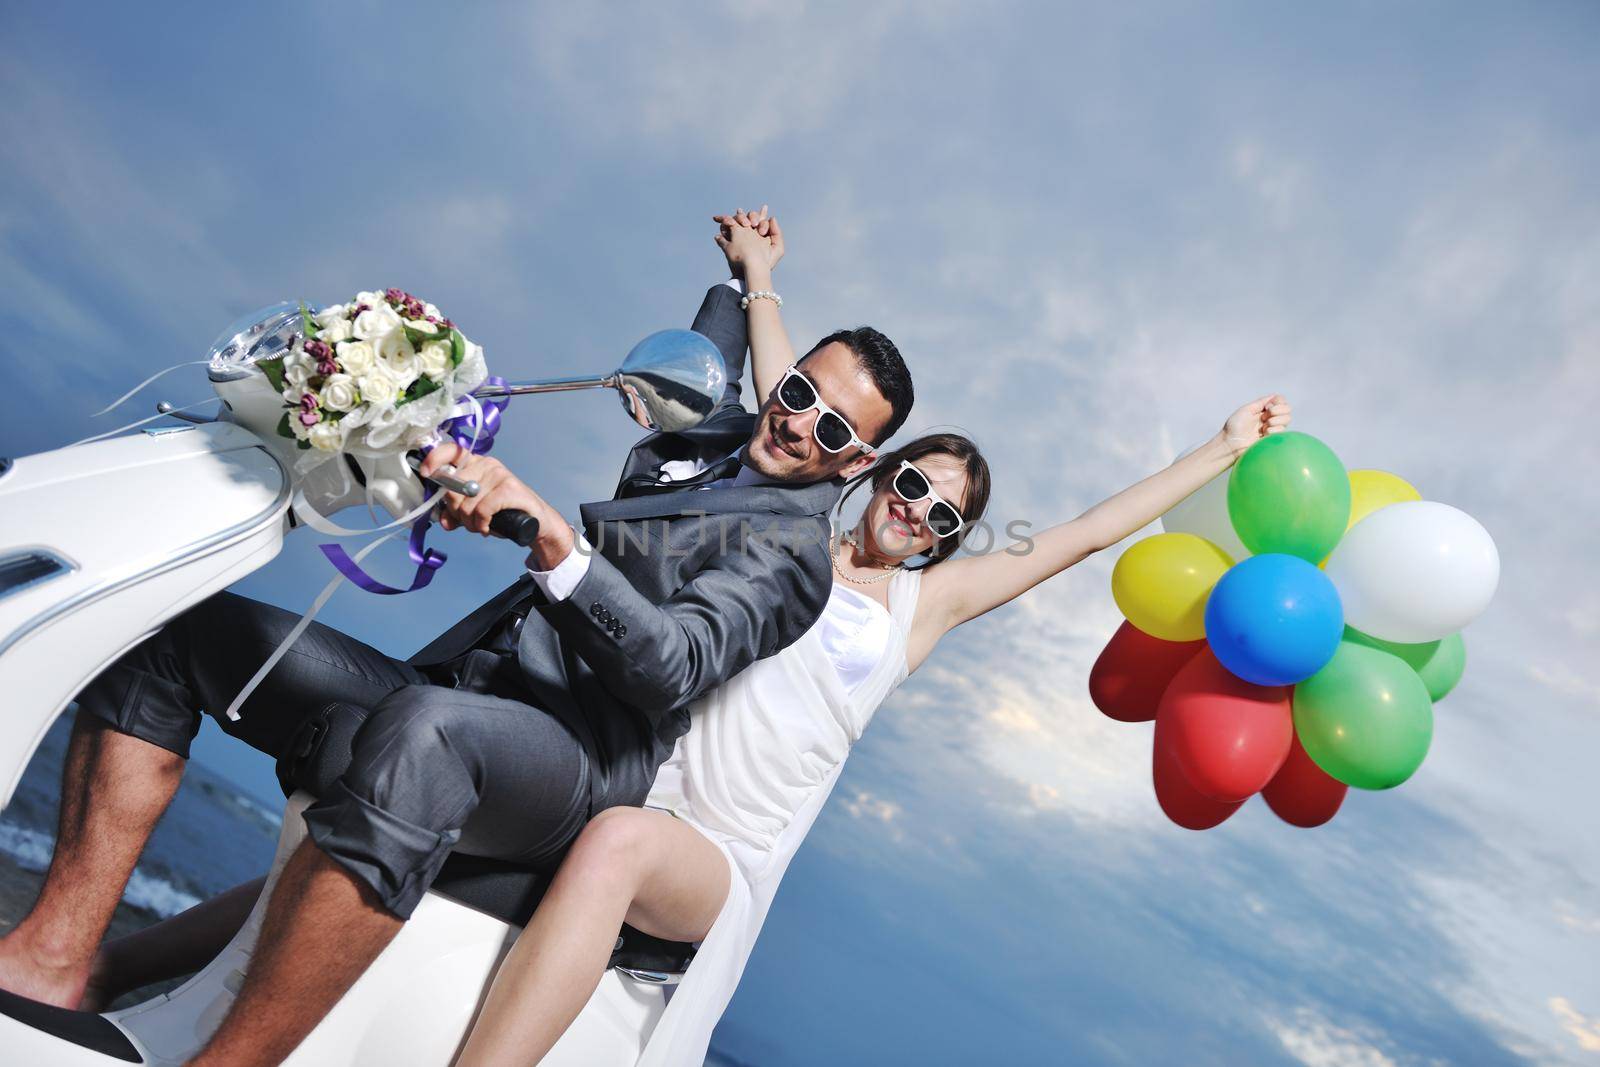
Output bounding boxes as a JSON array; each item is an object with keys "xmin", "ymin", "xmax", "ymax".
[{"xmin": 490, "ymin": 509, "xmax": 542, "ymax": 547}]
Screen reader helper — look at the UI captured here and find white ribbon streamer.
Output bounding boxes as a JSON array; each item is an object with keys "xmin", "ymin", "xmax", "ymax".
[
  {"xmin": 68, "ymin": 398, "xmax": 218, "ymax": 448},
  {"xmin": 230, "ymin": 392, "xmax": 490, "ymax": 721},
  {"xmin": 223, "ymin": 529, "xmax": 403, "ymax": 721},
  {"xmin": 82, "ymin": 355, "xmax": 493, "ymax": 722},
  {"xmin": 90, "ymin": 360, "xmax": 214, "ymax": 417}
]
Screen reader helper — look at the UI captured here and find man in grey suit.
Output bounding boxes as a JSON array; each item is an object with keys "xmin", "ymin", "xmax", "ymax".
[{"xmin": 0, "ymin": 279, "xmax": 914, "ymax": 1066}]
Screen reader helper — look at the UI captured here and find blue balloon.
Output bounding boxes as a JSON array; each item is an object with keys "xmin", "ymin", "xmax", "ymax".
[{"xmin": 1204, "ymin": 554, "xmax": 1344, "ymax": 686}]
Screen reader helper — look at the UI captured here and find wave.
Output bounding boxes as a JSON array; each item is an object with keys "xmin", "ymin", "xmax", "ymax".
[
  {"xmin": 229, "ymin": 791, "xmax": 285, "ymax": 831},
  {"xmin": 0, "ymin": 823, "xmax": 200, "ymax": 918}
]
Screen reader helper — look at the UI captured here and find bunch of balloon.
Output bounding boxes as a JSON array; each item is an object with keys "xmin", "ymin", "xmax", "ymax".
[{"xmin": 1092, "ymin": 431, "xmax": 1498, "ymax": 831}]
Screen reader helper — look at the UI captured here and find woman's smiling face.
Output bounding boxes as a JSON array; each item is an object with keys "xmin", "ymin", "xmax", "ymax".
[{"xmin": 859, "ymin": 452, "xmax": 971, "ymax": 560}]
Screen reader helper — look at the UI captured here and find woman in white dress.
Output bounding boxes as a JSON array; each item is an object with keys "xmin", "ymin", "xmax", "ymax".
[{"xmin": 451, "ymin": 209, "xmax": 1294, "ymax": 1066}]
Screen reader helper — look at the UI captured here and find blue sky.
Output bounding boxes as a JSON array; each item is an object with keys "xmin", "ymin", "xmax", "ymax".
[{"xmin": 3, "ymin": 2, "xmax": 1598, "ymax": 1063}]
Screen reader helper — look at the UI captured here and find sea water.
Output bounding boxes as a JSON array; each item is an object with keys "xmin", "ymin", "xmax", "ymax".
[{"xmin": 0, "ymin": 710, "xmax": 280, "ymax": 927}]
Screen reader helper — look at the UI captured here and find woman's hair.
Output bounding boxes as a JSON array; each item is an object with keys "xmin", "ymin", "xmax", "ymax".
[{"xmin": 838, "ymin": 432, "xmax": 992, "ymax": 568}]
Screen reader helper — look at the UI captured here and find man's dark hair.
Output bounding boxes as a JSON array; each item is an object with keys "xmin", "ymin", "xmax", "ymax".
[{"xmin": 801, "ymin": 327, "xmax": 914, "ymax": 446}]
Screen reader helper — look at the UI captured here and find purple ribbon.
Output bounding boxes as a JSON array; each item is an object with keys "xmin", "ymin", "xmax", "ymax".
[
  {"xmin": 318, "ymin": 378, "xmax": 510, "ymax": 595},
  {"xmin": 440, "ymin": 375, "xmax": 509, "ymax": 455}
]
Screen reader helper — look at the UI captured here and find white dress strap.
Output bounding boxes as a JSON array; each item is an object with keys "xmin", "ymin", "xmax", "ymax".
[{"xmin": 888, "ymin": 566, "xmax": 922, "ymax": 633}]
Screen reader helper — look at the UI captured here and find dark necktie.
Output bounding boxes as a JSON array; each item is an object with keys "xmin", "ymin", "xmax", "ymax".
[{"xmin": 620, "ymin": 454, "xmax": 744, "ymax": 497}]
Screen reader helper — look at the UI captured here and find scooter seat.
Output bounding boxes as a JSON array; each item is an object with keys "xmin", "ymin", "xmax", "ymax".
[{"xmin": 275, "ymin": 701, "xmax": 698, "ymax": 978}]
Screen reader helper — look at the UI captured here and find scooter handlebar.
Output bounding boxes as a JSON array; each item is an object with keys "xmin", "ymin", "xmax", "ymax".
[{"xmin": 489, "ymin": 509, "xmax": 542, "ymax": 547}]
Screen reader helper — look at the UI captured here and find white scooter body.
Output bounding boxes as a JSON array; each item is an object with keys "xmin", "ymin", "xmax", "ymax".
[{"xmin": 0, "ymin": 381, "xmax": 671, "ymax": 1063}]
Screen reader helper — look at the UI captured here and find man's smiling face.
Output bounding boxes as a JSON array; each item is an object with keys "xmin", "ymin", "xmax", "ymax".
[{"xmin": 744, "ymin": 341, "xmax": 891, "ymax": 484}]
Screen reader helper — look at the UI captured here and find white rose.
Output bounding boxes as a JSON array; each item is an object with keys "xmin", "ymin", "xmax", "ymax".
[
  {"xmin": 357, "ymin": 369, "xmax": 404, "ymax": 407},
  {"xmin": 423, "ymin": 302, "xmax": 442, "ymax": 320},
  {"xmin": 335, "ymin": 339, "xmax": 376, "ymax": 377},
  {"xmin": 284, "ymin": 361, "xmax": 311, "ymax": 388},
  {"xmin": 308, "ymin": 420, "xmax": 345, "ymax": 452},
  {"xmin": 281, "ymin": 384, "xmax": 302, "ymax": 405},
  {"xmin": 319, "ymin": 373, "xmax": 360, "ymax": 412},
  {"xmin": 406, "ymin": 317, "xmax": 440, "ymax": 336},
  {"xmin": 417, "ymin": 339, "xmax": 453, "ymax": 380},
  {"xmin": 313, "ymin": 304, "xmax": 349, "ymax": 329},
  {"xmin": 375, "ymin": 330, "xmax": 419, "ymax": 386},
  {"xmin": 352, "ymin": 303, "xmax": 403, "ymax": 340},
  {"xmin": 317, "ymin": 319, "xmax": 353, "ymax": 344},
  {"xmin": 355, "ymin": 290, "xmax": 387, "ymax": 307}
]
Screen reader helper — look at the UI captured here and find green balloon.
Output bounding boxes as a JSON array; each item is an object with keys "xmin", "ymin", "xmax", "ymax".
[
  {"xmin": 1344, "ymin": 628, "xmax": 1466, "ymax": 701},
  {"xmin": 1293, "ymin": 640, "xmax": 1433, "ymax": 790},
  {"xmin": 1227, "ymin": 432, "xmax": 1351, "ymax": 562}
]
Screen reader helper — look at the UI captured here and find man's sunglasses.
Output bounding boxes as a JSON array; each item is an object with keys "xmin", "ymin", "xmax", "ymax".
[
  {"xmin": 776, "ymin": 365, "xmax": 877, "ymax": 456},
  {"xmin": 892, "ymin": 460, "xmax": 966, "ymax": 539}
]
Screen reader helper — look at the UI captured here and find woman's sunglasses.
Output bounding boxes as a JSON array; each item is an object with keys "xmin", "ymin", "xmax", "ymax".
[
  {"xmin": 891, "ymin": 460, "xmax": 966, "ymax": 539},
  {"xmin": 776, "ymin": 365, "xmax": 877, "ymax": 456}
]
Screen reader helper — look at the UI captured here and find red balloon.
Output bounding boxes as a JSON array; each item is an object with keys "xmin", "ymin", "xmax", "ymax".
[
  {"xmin": 1157, "ymin": 649, "xmax": 1293, "ymax": 803},
  {"xmin": 1262, "ymin": 730, "xmax": 1348, "ymax": 828},
  {"xmin": 1152, "ymin": 721, "xmax": 1245, "ymax": 830},
  {"xmin": 1089, "ymin": 621, "xmax": 1207, "ymax": 723}
]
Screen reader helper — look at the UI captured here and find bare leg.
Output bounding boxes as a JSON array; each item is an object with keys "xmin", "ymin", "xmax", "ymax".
[
  {"xmin": 187, "ymin": 842, "xmax": 401, "ymax": 1067},
  {"xmin": 80, "ymin": 877, "xmax": 265, "ymax": 1012},
  {"xmin": 0, "ymin": 715, "xmax": 184, "ymax": 1007},
  {"xmin": 454, "ymin": 809, "xmax": 730, "ymax": 1067}
]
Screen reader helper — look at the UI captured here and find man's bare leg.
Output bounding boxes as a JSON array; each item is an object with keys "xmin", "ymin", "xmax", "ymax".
[
  {"xmin": 187, "ymin": 841, "xmax": 402, "ymax": 1067},
  {"xmin": 0, "ymin": 715, "xmax": 184, "ymax": 1007}
]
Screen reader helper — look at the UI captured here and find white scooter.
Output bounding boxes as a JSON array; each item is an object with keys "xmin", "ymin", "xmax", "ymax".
[{"xmin": 0, "ymin": 304, "xmax": 727, "ymax": 1065}]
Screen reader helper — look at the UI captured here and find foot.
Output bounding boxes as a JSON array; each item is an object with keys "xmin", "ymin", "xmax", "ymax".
[{"xmin": 0, "ymin": 933, "xmax": 91, "ymax": 1009}]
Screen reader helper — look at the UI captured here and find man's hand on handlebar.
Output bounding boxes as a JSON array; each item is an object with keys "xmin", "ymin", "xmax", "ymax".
[{"xmin": 419, "ymin": 442, "xmax": 575, "ymax": 569}]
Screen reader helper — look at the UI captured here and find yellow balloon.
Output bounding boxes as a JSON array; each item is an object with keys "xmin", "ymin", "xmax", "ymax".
[
  {"xmin": 1347, "ymin": 469, "xmax": 1421, "ymax": 529},
  {"xmin": 1111, "ymin": 533, "xmax": 1233, "ymax": 641}
]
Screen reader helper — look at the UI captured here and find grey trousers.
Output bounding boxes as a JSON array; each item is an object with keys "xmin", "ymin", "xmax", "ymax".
[{"xmin": 76, "ymin": 592, "xmax": 591, "ymax": 917}]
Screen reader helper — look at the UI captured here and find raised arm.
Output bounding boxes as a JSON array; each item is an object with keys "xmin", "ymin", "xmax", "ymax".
[
  {"xmin": 714, "ymin": 207, "xmax": 794, "ymax": 402},
  {"xmin": 912, "ymin": 396, "xmax": 1292, "ymax": 665}
]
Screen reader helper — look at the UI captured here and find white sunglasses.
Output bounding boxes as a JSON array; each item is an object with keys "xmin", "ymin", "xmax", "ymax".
[
  {"xmin": 775, "ymin": 365, "xmax": 877, "ymax": 456},
  {"xmin": 891, "ymin": 460, "xmax": 966, "ymax": 538}
]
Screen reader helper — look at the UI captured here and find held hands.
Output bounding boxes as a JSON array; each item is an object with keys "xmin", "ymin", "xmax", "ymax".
[
  {"xmin": 713, "ymin": 205, "xmax": 784, "ymax": 281},
  {"xmin": 419, "ymin": 441, "xmax": 573, "ymax": 566},
  {"xmin": 1221, "ymin": 394, "xmax": 1293, "ymax": 458}
]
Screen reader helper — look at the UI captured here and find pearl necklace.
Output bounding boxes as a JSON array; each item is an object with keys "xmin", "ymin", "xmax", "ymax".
[{"xmin": 831, "ymin": 532, "xmax": 901, "ymax": 586}]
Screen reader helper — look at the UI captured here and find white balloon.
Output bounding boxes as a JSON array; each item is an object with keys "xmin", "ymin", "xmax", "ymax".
[
  {"xmin": 1325, "ymin": 500, "xmax": 1499, "ymax": 643},
  {"xmin": 1161, "ymin": 466, "xmax": 1250, "ymax": 562}
]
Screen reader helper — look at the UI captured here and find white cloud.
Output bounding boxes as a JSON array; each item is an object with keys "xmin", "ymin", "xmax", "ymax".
[
  {"xmin": 518, "ymin": 1, "xmax": 961, "ymax": 163},
  {"xmin": 5, "ymin": 5, "xmax": 1598, "ymax": 1062},
  {"xmin": 1268, "ymin": 1008, "xmax": 1398, "ymax": 1067},
  {"xmin": 1231, "ymin": 137, "xmax": 1309, "ymax": 230},
  {"xmin": 1550, "ymin": 997, "xmax": 1600, "ymax": 1053},
  {"xmin": 1529, "ymin": 662, "xmax": 1600, "ymax": 703}
]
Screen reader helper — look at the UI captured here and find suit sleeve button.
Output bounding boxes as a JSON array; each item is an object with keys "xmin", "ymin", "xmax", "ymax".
[
  {"xmin": 590, "ymin": 602, "xmax": 603, "ymax": 617},
  {"xmin": 615, "ymin": 624, "xmax": 627, "ymax": 638}
]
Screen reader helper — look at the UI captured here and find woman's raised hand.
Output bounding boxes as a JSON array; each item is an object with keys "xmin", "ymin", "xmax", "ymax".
[
  {"xmin": 1222, "ymin": 394, "xmax": 1293, "ymax": 457},
  {"xmin": 712, "ymin": 205, "xmax": 784, "ymax": 275}
]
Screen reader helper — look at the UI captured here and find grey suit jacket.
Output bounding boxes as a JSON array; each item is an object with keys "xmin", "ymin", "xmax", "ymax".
[{"xmin": 411, "ymin": 284, "xmax": 840, "ymax": 811}]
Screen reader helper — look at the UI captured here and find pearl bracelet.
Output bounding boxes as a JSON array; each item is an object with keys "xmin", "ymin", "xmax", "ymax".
[{"xmin": 740, "ymin": 289, "xmax": 782, "ymax": 310}]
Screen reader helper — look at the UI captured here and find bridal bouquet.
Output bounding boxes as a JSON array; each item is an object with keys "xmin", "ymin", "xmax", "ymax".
[{"xmin": 256, "ymin": 288, "xmax": 489, "ymax": 462}]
